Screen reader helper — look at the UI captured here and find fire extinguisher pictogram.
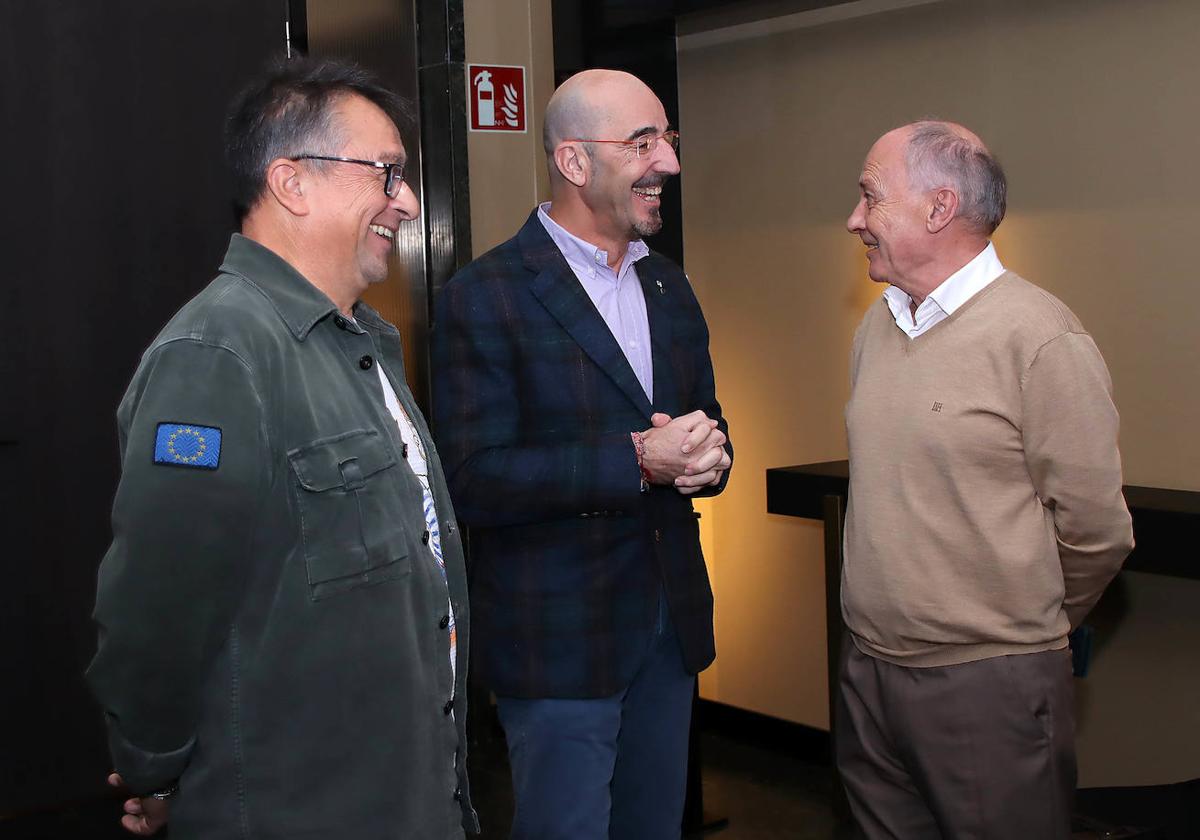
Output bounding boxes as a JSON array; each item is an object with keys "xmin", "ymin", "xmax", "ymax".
[
  {"xmin": 474, "ymin": 69, "xmax": 495, "ymax": 127},
  {"xmin": 467, "ymin": 64, "xmax": 526, "ymax": 133}
]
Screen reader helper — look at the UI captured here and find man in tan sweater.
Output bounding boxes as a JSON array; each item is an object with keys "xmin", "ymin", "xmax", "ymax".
[{"xmin": 838, "ymin": 121, "xmax": 1133, "ymax": 839}]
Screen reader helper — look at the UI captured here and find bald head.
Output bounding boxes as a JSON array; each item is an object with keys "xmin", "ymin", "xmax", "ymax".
[
  {"xmin": 897, "ymin": 120, "xmax": 1007, "ymax": 234},
  {"xmin": 539, "ymin": 68, "xmax": 677, "ymax": 253},
  {"xmin": 543, "ymin": 70, "xmax": 656, "ymax": 157}
]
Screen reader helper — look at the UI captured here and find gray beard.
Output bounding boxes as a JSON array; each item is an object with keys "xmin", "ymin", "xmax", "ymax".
[{"xmin": 632, "ymin": 207, "xmax": 664, "ymax": 238}]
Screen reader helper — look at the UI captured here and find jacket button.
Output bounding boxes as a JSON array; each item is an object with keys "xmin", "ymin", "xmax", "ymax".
[
  {"xmin": 439, "ymin": 614, "xmax": 450, "ymax": 629},
  {"xmin": 359, "ymin": 354, "xmax": 374, "ymax": 370},
  {"xmin": 654, "ymin": 529, "xmax": 661, "ymax": 543},
  {"xmin": 444, "ymin": 699, "xmax": 454, "ymax": 715},
  {"xmin": 422, "ymin": 530, "xmax": 430, "ymax": 545},
  {"xmin": 333, "ymin": 315, "xmax": 347, "ymax": 329}
]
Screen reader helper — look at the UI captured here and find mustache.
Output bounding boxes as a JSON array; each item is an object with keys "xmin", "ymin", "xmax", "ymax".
[{"xmin": 632, "ymin": 174, "xmax": 670, "ymax": 189}]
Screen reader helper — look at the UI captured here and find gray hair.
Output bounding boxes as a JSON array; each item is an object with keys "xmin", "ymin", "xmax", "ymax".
[
  {"xmin": 905, "ymin": 121, "xmax": 1006, "ymax": 234},
  {"xmin": 225, "ymin": 55, "xmax": 414, "ymax": 223},
  {"xmin": 542, "ymin": 87, "xmax": 596, "ymax": 161}
]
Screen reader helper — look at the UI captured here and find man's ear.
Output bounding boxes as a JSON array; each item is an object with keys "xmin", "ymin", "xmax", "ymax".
[
  {"xmin": 264, "ymin": 158, "xmax": 310, "ymax": 217},
  {"xmin": 927, "ymin": 187, "xmax": 958, "ymax": 234},
  {"xmin": 552, "ymin": 142, "xmax": 589, "ymax": 188}
]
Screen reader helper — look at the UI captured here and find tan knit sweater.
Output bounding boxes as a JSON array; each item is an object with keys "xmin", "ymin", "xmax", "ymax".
[{"xmin": 843, "ymin": 272, "xmax": 1133, "ymax": 667}]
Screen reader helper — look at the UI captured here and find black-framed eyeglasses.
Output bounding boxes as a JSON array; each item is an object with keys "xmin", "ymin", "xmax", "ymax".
[
  {"xmin": 292, "ymin": 154, "xmax": 407, "ymax": 197},
  {"xmin": 562, "ymin": 130, "xmax": 680, "ymax": 158}
]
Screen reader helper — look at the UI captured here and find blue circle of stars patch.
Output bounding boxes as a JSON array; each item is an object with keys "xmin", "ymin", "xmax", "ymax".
[{"xmin": 153, "ymin": 422, "xmax": 222, "ymax": 469}]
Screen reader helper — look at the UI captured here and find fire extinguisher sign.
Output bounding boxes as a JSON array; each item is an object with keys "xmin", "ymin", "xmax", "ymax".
[{"xmin": 467, "ymin": 64, "xmax": 527, "ymax": 133}]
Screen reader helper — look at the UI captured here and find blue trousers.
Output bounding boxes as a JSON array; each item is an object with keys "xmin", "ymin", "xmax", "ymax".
[{"xmin": 495, "ymin": 604, "xmax": 695, "ymax": 840}]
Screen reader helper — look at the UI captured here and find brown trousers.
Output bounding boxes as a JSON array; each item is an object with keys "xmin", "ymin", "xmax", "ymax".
[{"xmin": 836, "ymin": 642, "xmax": 1076, "ymax": 840}]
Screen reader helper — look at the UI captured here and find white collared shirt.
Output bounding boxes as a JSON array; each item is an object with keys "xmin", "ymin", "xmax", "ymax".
[{"xmin": 883, "ymin": 242, "xmax": 1006, "ymax": 338}]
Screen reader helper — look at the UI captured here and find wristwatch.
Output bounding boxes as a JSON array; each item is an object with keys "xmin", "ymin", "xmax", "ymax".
[{"xmin": 148, "ymin": 782, "xmax": 179, "ymax": 801}]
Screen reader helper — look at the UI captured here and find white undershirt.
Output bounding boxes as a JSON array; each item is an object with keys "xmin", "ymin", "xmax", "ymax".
[
  {"xmin": 883, "ymin": 242, "xmax": 1005, "ymax": 338},
  {"xmin": 375, "ymin": 364, "xmax": 456, "ymax": 682}
]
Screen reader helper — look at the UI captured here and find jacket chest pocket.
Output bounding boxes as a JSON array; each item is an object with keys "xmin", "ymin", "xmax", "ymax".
[{"xmin": 288, "ymin": 429, "xmax": 411, "ymax": 600}]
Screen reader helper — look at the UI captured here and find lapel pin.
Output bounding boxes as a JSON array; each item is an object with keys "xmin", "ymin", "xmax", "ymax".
[{"xmin": 656, "ymin": 279, "xmax": 665, "ymax": 295}]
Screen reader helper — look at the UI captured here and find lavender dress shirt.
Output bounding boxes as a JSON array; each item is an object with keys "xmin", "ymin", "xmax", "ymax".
[{"xmin": 537, "ymin": 202, "xmax": 654, "ymax": 401}]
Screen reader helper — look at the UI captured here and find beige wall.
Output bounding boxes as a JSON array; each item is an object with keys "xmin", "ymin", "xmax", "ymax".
[
  {"xmin": 463, "ymin": 0, "xmax": 554, "ymax": 255},
  {"xmin": 679, "ymin": 0, "xmax": 1200, "ymax": 785}
]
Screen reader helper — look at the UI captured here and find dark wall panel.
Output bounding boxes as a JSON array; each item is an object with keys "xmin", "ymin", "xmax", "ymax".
[
  {"xmin": 304, "ymin": 0, "xmax": 431, "ymax": 409},
  {"xmin": 1, "ymin": 0, "xmax": 285, "ymax": 813},
  {"xmin": 300, "ymin": 0, "xmax": 472, "ymax": 416}
]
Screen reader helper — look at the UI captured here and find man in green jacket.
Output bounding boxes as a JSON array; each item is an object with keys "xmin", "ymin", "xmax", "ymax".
[{"xmin": 87, "ymin": 57, "xmax": 476, "ymax": 839}]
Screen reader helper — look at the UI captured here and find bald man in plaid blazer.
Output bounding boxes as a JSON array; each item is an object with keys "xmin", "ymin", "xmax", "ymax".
[{"xmin": 432, "ymin": 70, "xmax": 731, "ymax": 840}]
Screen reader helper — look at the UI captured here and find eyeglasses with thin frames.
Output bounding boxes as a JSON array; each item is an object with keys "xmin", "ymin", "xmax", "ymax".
[
  {"xmin": 292, "ymin": 154, "xmax": 407, "ymax": 197},
  {"xmin": 562, "ymin": 130, "xmax": 680, "ymax": 158}
]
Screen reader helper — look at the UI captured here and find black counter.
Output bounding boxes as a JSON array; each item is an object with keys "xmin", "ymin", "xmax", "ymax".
[{"xmin": 766, "ymin": 461, "xmax": 1198, "ymax": 581}]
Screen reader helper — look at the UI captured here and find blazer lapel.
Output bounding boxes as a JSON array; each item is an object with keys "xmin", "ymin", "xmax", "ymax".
[
  {"xmin": 637, "ymin": 259, "xmax": 679, "ymax": 418},
  {"xmin": 519, "ymin": 212, "xmax": 654, "ymax": 420}
]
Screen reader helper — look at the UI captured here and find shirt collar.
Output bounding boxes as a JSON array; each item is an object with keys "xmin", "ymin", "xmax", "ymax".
[
  {"xmin": 218, "ymin": 233, "xmax": 340, "ymax": 340},
  {"xmin": 537, "ymin": 202, "xmax": 649, "ymax": 276},
  {"xmin": 926, "ymin": 242, "xmax": 1005, "ymax": 315},
  {"xmin": 883, "ymin": 242, "xmax": 1005, "ymax": 320}
]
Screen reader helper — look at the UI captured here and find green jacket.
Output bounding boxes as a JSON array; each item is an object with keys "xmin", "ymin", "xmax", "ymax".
[{"xmin": 87, "ymin": 234, "xmax": 476, "ymax": 839}]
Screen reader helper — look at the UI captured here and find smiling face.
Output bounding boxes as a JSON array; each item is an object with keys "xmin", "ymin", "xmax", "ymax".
[
  {"xmin": 846, "ymin": 127, "xmax": 933, "ymax": 294},
  {"xmin": 581, "ymin": 82, "xmax": 680, "ymax": 244},
  {"xmin": 305, "ymin": 94, "xmax": 419, "ymax": 291}
]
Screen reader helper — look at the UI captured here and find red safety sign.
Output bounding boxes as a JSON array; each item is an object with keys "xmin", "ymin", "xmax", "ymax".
[{"xmin": 467, "ymin": 64, "xmax": 527, "ymax": 133}]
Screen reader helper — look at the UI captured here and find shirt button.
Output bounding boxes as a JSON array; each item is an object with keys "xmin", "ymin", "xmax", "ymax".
[
  {"xmin": 453, "ymin": 786, "xmax": 462, "ymax": 802},
  {"xmin": 422, "ymin": 530, "xmax": 430, "ymax": 545},
  {"xmin": 654, "ymin": 529, "xmax": 661, "ymax": 543},
  {"xmin": 359, "ymin": 355, "xmax": 374, "ymax": 370},
  {"xmin": 439, "ymin": 614, "xmax": 450, "ymax": 630},
  {"xmin": 443, "ymin": 699, "xmax": 454, "ymax": 715},
  {"xmin": 333, "ymin": 315, "xmax": 347, "ymax": 329},
  {"xmin": 401, "ymin": 443, "xmax": 409, "ymax": 459}
]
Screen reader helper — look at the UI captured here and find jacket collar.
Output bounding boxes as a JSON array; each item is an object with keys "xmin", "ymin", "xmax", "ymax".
[
  {"xmin": 634, "ymin": 254, "xmax": 678, "ymax": 418},
  {"xmin": 535, "ymin": 202, "xmax": 650, "ymax": 278},
  {"xmin": 218, "ymin": 233, "xmax": 340, "ymax": 341}
]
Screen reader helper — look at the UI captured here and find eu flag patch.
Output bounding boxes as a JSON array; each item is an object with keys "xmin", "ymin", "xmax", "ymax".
[{"xmin": 153, "ymin": 423, "xmax": 222, "ymax": 469}]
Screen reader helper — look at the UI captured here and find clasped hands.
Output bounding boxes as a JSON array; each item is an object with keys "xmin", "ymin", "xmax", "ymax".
[
  {"xmin": 640, "ymin": 410, "xmax": 730, "ymax": 495},
  {"xmin": 106, "ymin": 773, "xmax": 168, "ymax": 836}
]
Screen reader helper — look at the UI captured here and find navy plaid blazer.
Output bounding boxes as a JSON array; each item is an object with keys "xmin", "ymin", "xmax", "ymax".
[{"xmin": 431, "ymin": 210, "xmax": 731, "ymax": 699}]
